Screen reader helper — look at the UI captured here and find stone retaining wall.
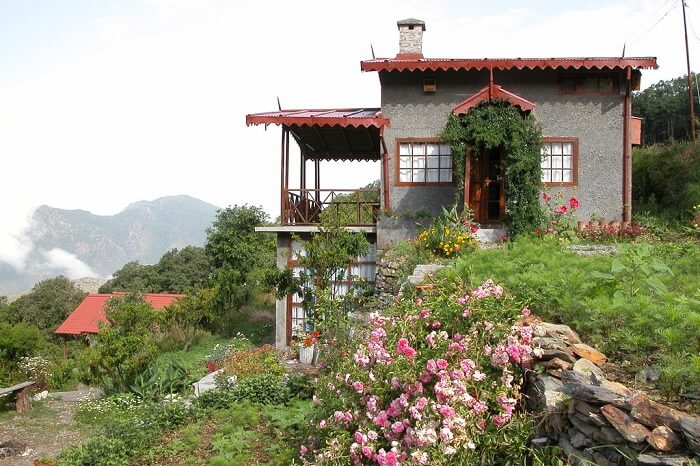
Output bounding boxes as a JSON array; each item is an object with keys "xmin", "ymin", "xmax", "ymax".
[{"xmin": 526, "ymin": 318, "xmax": 700, "ymax": 465}]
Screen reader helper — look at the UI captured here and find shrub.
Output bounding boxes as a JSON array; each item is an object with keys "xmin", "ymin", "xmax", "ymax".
[
  {"xmin": 219, "ymin": 344, "xmax": 285, "ymax": 380},
  {"xmin": 417, "ymin": 205, "xmax": 480, "ymax": 258},
  {"xmin": 303, "ymin": 279, "xmax": 534, "ymax": 465},
  {"xmin": 536, "ymin": 191, "xmax": 579, "ymax": 239}
]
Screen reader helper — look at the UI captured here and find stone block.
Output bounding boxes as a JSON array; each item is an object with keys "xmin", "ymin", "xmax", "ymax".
[
  {"xmin": 573, "ymin": 357, "xmax": 605, "ymax": 379},
  {"xmin": 636, "ymin": 453, "xmax": 696, "ymax": 465},
  {"xmin": 601, "ymin": 404, "xmax": 652, "ymax": 443},
  {"xmin": 647, "ymin": 426, "xmax": 683, "ymax": 452},
  {"xmin": 571, "ymin": 343, "xmax": 607, "ymax": 364},
  {"xmin": 680, "ymin": 416, "xmax": 700, "ymax": 455},
  {"xmin": 630, "ymin": 393, "xmax": 687, "ymax": 432}
]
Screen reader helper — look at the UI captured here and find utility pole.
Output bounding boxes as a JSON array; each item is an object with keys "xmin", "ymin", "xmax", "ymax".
[{"xmin": 682, "ymin": 0, "xmax": 697, "ymax": 142}]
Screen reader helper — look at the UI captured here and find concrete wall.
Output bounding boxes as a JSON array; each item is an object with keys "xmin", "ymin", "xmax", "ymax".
[
  {"xmin": 378, "ymin": 68, "xmax": 625, "ymax": 250},
  {"xmin": 275, "ymin": 233, "xmax": 290, "ymax": 349}
]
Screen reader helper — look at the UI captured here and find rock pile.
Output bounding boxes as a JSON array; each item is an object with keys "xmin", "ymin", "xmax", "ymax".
[
  {"xmin": 526, "ymin": 318, "xmax": 700, "ymax": 466},
  {"xmin": 374, "ymin": 258, "xmax": 401, "ymax": 301}
]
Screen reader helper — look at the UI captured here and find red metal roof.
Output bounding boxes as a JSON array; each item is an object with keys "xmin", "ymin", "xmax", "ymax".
[
  {"xmin": 246, "ymin": 108, "xmax": 390, "ymax": 128},
  {"xmin": 55, "ymin": 292, "xmax": 185, "ymax": 336},
  {"xmin": 454, "ymin": 84, "xmax": 535, "ymax": 114},
  {"xmin": 361, "ymin": 57, "xmax": 658, "ymax": 73}
]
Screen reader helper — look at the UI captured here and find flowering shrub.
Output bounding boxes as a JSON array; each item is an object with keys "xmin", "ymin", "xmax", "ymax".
[
  {"xmin": 75, "ymin": 393, "xmax": 142, "ymax": 424},
  {"xmin": 302, "ymin": 279, "xmax": 536, "ymax": 465},
  {"xmin": 417, "ymin": 206, "xmax": 480, "ymax": 258},
  {"xmin": 220, "ymin": 344, "xmax": 285, "ymax": 381},
  {"xmin": 576, "ymin": 223, "xmax": 647, "ymax": 242},
  {"xmin": 536, "ymin": 192, "xmax": 579, "ymax": 238},
  {"xmin": 18, "ymin": 356, "xmax": 52, "ymax": 390},
  {"xmin": 205, "ymin": 334, "xmax": 252, "ymax": 366}
]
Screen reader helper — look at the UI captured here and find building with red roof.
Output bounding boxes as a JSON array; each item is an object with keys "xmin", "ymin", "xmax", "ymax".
[{"xmin": 55, "ymin": 292, "xmax": 185, "ymax": 336}]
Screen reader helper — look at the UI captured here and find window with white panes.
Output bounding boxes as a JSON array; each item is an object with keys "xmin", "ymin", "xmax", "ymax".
[
  {"xmin": 540, "ymin": 138, "xmax": 578, "ymax": 186},
  {"xmin": 397, "ymin": 141, "xmax": 453, "ymax": 184}
]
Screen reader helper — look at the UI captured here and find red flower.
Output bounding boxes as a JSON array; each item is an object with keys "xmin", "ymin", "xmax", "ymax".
[
  {"xmin": 542, "ymin": 192, "xmax": 552, "ymax": 202},
  {"xmin": 569, "ymin": 197, "xmax": 580, "ymax": 209},
  {"xmin": 534, "ymin": 228, "xmax": 542, "ymax": 235},
  {"xmin": 555, "ymin": 205, "xmax": 568, "ymax": 214},
  {"xmin": 470, "ymin": 225, "xmax": 478, "ymax": 233}
]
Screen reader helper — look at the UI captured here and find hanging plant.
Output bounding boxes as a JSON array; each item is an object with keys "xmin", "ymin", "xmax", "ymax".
[{"xmin": 442, "ymin": 100, "xmax": 544, "ymax": 236}]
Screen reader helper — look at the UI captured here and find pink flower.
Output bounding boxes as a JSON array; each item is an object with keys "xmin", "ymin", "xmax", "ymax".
[
  {"xmin": 569, "ymin": 197, "xmax": 580, "ymax": 209},
  {"xmin": 436, "ymin": 359, "xmax": 448, "ymax": 370},
  {"xmin": 300, "ymin": 445, "xmax": 308, "ymax": 455},
  {"xmin": 543, "ymin": 192, "xmax": 552, "ymax": 202},
  {"xmin": 354, "ymin": 431, "xmax": 366, "ymax": 444},
  {"xmin": 396, "ymin": 338, "xmax": 417, "ymax": 358},
  {"xmin": 431, "ymin": 321, "xmax": 441, "ymax": 329},
  {"xmin": 419, "ymin": 308, "xmax": 430, "ymax": 319},
  {"xmin": 521, "ymin": 308, "xmax": 531, "ymax": 317},
  {"xmin": 471, "ymin": 400, "xmax": 488, "ymax": 414},
  {"xmin": 391, "ymin": 421, "xmax": 405, "ymax": 433},
  {"xmin": 352, "ymin": 381, "xmax": 364, "ymax": 393},
  {"xmin": 492, "ymin": 414, "xmax": 511, "ymax": 426},
  {"xmin": 361, "ymin": 445, "xmax": 373, "ymax": 458},
  {"xmin": 462, "ymin": 309, "xmax": 472, "ymax": 318},
  {"xmin": 440, "ymin": 427, "xmax": 454, "ymax": 442},
  {"xmin": 426, "ymin": 359, "xmax": 437, "ymax": 373},
  {"xmin": 367, "ymin": 430, "xmax": 378, "ymax": 441}
]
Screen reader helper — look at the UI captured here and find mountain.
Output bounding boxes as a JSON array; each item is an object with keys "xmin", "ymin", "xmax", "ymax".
[{"xmin": 0, "ymin": 195, "xmax": 220, "ymax": 295}]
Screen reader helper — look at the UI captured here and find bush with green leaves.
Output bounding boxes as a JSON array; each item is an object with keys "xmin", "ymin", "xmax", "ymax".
[
  {"xmin": 77, "ymin": 295, "xmax": 160, "ymax": 393},
  {"xmin": 62, "ymin": 399, "xmax": 198, "ymax": 466},
  {"xmin": 447, "ymin": 236, "xmax": 700, "ymax": 396},
  {"xmin": 196, "ymin": 373, "xmax": 292, "ymax": 409}
]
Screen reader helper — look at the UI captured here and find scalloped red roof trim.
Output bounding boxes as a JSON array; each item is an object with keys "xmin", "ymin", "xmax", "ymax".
[
  {"xmin": 361, "ymin": 57, "xmax": 658, "ymax": 73},
  {"xmin": 245, "ymin": 108, "xmax": 390, "ymax": 128},
  {"xmin": 454, "ymin": 85, "xmax": 536, "ymax": 114}
]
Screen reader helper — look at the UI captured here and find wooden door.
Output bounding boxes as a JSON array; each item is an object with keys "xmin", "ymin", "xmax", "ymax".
[{"xmin": 469, "ymin": 149, "xmax": 505, "ymax": 224}]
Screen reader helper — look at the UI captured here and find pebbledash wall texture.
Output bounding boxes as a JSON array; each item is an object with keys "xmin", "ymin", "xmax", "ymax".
[{"xmin": 377, "ymin": 68, "xmax": 626, "ymax": 250}]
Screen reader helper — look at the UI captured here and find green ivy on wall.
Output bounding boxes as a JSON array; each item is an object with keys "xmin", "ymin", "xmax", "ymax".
[{"xmin": 441, "ymin": 100, "xmax": 544, "ymax": 235}]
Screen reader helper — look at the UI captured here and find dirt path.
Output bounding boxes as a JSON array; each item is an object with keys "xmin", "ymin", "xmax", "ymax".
[{"xmin": 0, "ymin": 391, "xmax": 95, "ymax": 465}]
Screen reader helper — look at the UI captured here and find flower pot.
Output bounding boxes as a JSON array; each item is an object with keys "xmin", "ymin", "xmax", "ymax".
[
  {"xmin": 577, "ymin": 220, "xmax": 589, "ymax": 230},
  {"xmin": 299, "ymin": 345, "xmax": 315, "ymax": 365},
  {"xmin": 589, "ymin": 221, "xmax": 600, "ymax": 229}
]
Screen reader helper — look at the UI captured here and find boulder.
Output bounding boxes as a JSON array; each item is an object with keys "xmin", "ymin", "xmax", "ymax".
[
  {"xmin": 560, "ymin": 382, "xmax": 631, "ymax": 410},
  {"xmin": 571, "ymin": 343, "xmax": 607, "ymax": 364},
  {"xmin": 636, "ymin": 453, "xmax": 696, "ymax": 465},
  {"xmin": 680, "ymin": 416, "xmax": 700, "ymax": 455},
  {"xmin": 630, "ymin": 393, "xmax": 687, "ymax": 432},
  {"xmin": 573, "ymin": 358, "xmax": 605, "ymax": 379},
  {"xmin": 600, "ymin": 404, "xmax": 652, "ymax": 443},
  {"xmin": 537, "ymin": 357, "xmax": 573, "ymax": 372},
  {"xmin": 569, "ymin": 413, "xmax": 598, "ymax": 436},
  {"xmin": 647, "ymin": 426, "xmax": 683, "ymax": 452},
  {"xmin": 593, "ymin": 426, "xmax": 625, "ymax": 444},
  {"xmin": 541, "ymin": 349, "xmax": 578, "ymax": 364},
  {"xmin": 568, "ymin": 428, "xmax": 593, "ymax": 448},
  {"xmin": 533, "ymin": 322, "xmax": 583, "ymax": 345}
]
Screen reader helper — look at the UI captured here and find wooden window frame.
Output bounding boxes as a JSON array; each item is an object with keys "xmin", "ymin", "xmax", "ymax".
[
  {"xmin": 394, "ymin": 137, "xmax": 455, "ymax": 187},
  {"xmin": 558, "ymin": 73, "xmax": 620, "ymax": 96},
  {"xmin": 541, "ymin": 137, "xmax": 579, "ymax": 187}
]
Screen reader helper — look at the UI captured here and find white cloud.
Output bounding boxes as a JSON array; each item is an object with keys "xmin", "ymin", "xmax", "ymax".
[{"xmin": 41, "ymin": 248, "xmax": 97, "ymax": 279}]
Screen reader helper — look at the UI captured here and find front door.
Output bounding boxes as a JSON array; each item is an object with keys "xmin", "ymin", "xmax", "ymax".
[{"xmin": 468, "ymin": 148, "xmax": 505, "ymax": 224}]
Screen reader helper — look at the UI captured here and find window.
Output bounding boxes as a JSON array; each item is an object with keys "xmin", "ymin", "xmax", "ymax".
[
  {"xmin": 397, "ymin": 140, "xmax": 453, "ymax": 185},
  {"xmin": 541, "ymin": 138, "xmax": 578, "ymax": 186},
  {"xmin": 559, "ymin": 73, "xmax": 619, "ymax": 95}
]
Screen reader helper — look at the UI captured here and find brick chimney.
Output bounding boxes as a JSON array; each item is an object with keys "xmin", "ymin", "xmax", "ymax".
[{"xmin": 397, "ymin": 18, "xmax": 425, "ymax": 58}]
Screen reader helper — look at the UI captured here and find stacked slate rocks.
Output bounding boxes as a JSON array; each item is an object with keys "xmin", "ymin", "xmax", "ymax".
[{"xmin": 525, "ymin": 317, "xmax": 700, "ymax": 466}]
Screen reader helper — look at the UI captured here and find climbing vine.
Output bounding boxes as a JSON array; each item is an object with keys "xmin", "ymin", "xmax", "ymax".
[{"xmin": 441, "ymin": 100, "xmax": 544, "ymax": 235}]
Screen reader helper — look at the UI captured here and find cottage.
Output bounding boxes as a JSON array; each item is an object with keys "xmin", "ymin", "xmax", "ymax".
[
  {"xmin": 55, "ymin": 292, "xmax": 184, "ymax": 340},
  {"xmin": 246, "ymin": 19, "xmax": 657, "ymax": 349}
]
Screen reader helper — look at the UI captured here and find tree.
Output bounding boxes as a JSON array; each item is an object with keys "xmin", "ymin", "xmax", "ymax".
[
  {"xmin": 205, "ymin": 205, "xmax": 276, "ymax": 334},
  {"xmin": 77, "ymin": 295, "xmax": 160, "ymax": 392},
  {"xmin": 633, "ymin": 73, "xmax": 699, "ymax": 145},
  {"xmin": 8, "ymin": 276, "xmax": 87, "ymax": 332},
  {"xmin": 99, "ymin": 247, "xmax": 212, "ymax": 294},
  {"xmin": 163, "ymin": 287, "xmax": 214, "ymax": 351},
  {"xmin": 0, "ymin": 322, "xmax": 45, "ymax": 382}
]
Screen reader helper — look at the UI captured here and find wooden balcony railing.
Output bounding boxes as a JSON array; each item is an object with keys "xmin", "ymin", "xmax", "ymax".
[{"xmin": 282, "ymin": 189, "xmax": 380, "ymax": 226}]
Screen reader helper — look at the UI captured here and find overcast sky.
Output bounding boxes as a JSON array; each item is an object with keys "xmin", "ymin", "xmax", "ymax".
[{"xmin": 0, "ymin": 0, "xmax": 698, "ymax": 272}]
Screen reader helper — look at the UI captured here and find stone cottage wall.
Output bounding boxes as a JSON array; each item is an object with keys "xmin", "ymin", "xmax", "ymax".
[
  {"xmin": 377, "ymin": 68, "xmax": 626, "ymax": 250},
  {"xmin": 526, "ymin": 318, "xmax": 700, "ymax": 465}
]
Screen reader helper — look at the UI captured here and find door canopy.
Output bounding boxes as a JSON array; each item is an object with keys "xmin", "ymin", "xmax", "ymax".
[{"xmin": 453, "ymin": 84, "xmax": 535, "ymax": 115}]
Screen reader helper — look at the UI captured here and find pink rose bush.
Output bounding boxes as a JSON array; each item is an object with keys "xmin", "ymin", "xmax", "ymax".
[
  {"xmin": 300, "ymin": 280, "xmax": 535, "ymax": 465},
  {"xmin": 537, "ymin": 191, "xmax": 579, "ymax": 238}
]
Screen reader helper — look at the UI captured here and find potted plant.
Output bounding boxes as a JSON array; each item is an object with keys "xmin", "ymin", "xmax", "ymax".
[
  {"xmin": 577, "ymin": 220, "xmax": 589, "ymax": 230},
  {"xmin": 35, "ymin": 457, "xmax": 56, "ymax": 466},
  {"xmin": 297, "ymin": 329, "xmax": 319, "ymax": 365}
]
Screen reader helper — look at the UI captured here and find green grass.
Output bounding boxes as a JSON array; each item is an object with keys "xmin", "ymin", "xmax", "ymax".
[
  {"xmin": 153, "ymin": 333, "xmax": 230, "ymax": 379},
  {"xmin": 440, "ymin": 236, "xmax": 700, "ymax": 397}
]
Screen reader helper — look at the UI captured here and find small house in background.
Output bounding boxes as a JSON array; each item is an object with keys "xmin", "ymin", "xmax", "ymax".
[
  {"xmin": 55, "ymin": 292, "xmax": 184, "ymax": 352},
  {"xmin": 247, "ymin": 19, "xmax": 656, "ymax": 349}
]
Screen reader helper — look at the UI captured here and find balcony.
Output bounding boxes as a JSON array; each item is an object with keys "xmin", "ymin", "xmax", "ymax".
[{"xmin": 283, "ymin": 188, "xmax": 380, "ymax": 226}]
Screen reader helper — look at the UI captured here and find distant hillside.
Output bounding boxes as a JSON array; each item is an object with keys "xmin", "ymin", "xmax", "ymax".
[{"xmin": 0, "ymin": 195, "xmax": 219, "ymax": 295}]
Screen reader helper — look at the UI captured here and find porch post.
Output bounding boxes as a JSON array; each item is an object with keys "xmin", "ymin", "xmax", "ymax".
[
  {"xmin": 314, "ymin": 159, "xmax": 320, "ymax": 203},
  {"xmin": 380, "ymin": 133, "xmax": 390, "ymax": 211},
  {"xmin": 280, "ymin": 127, "xmax": 286, "ymax": 222},
  {"xmin": 463, "ymin": 151, "xmax": 471, "ymax": 211},
  {"xmin": 623, "ymin": 66, "xmax": 632, "ymax": 223}
]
